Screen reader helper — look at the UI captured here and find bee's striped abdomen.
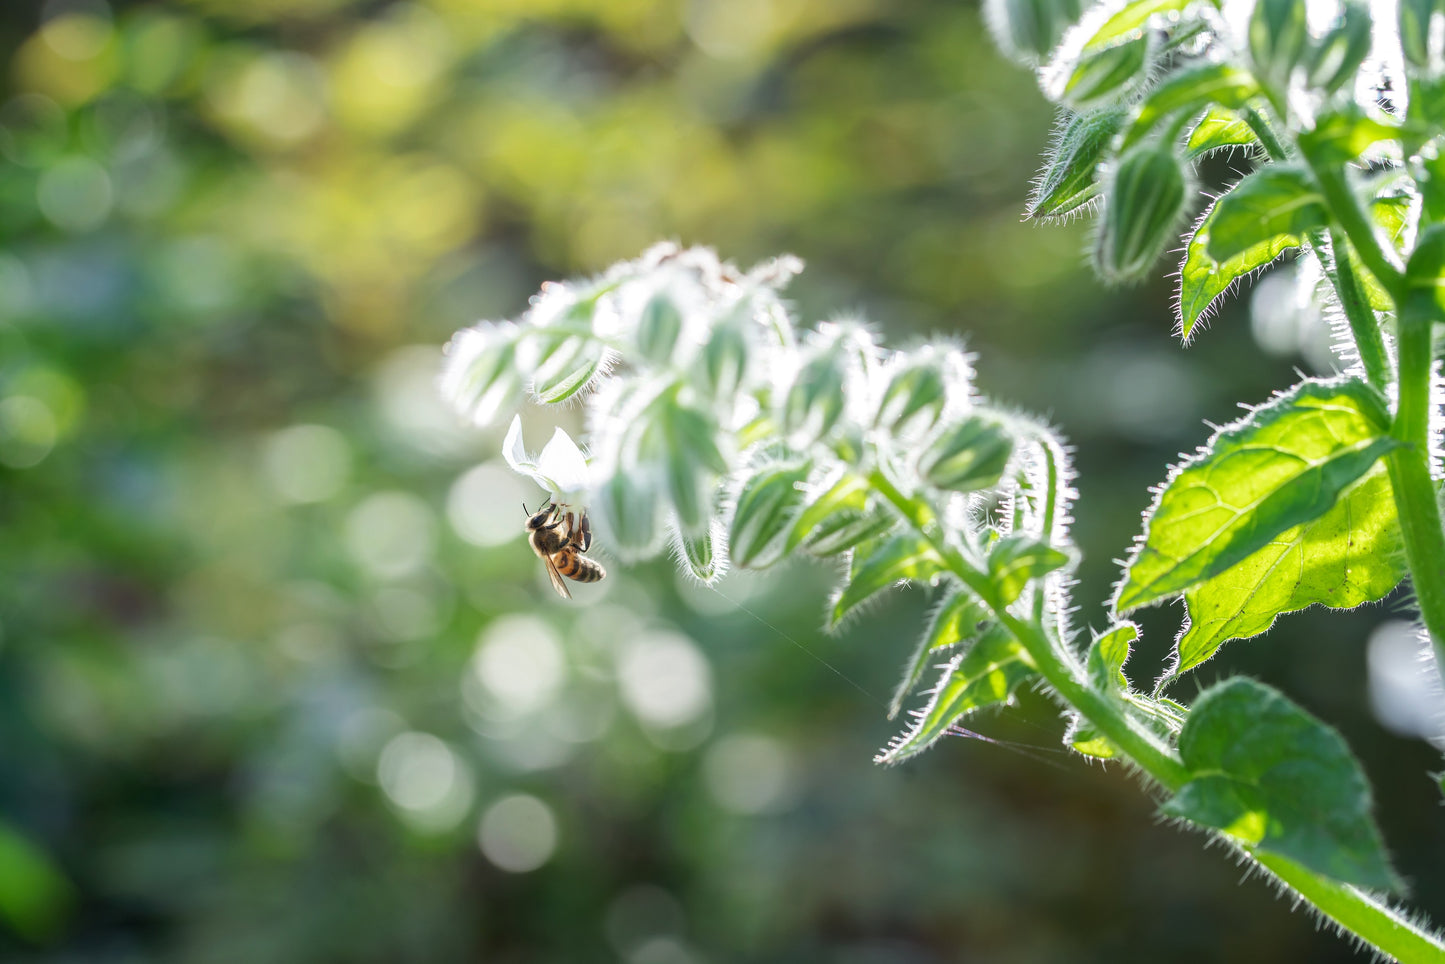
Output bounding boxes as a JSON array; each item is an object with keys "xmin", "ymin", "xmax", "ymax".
[{"xmin": 554, "ymin": 548, "xmax": 605, "ymax": 583}]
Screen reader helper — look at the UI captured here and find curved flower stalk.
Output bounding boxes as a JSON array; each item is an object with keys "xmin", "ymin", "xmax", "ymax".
[{"xmin": 442, "ymin": 237, "xmax": 1444, "ymax": 960}]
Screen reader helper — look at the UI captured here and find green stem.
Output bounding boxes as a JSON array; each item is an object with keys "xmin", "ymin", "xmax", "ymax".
[
  {"xmin": 1323, "ymin": 227, "xmax": 1392, "ymax": 392},
  {"xmin": 1241, "ymin": 105, "xmax": 1290, "ymax": 161},
  {"xmin": 866, "ymin": 465, "xmax": 1445, "ymax": 964},
  {"xmin": 867, "ymin": 466, "xmax": 1189, "ymax": 788},
  {"xmin": 1305, "ymin": 158, "xmax": 1406, "ymax": 292},
  {"xmin": 1387, "ymin": 292, "xmax": 1445, "ymax": 674},
  {"xmin": 1255, "ymin": 853, "xmax": 1445, "ymax": 963}
]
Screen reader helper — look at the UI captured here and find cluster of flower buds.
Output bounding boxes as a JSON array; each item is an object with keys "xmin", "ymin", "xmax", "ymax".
[{"xmin": 441, "ymin": 244, "xmax": 1051, "ymax": 592}]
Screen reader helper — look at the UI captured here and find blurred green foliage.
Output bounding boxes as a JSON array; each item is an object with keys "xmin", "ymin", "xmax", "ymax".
[{"xmin": 0, "ymin": 0, "xmax": 1440, "ymax": 961}]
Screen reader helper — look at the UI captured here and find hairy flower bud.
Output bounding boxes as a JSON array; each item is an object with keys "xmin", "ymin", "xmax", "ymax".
[
  {"xmin": 597, "ymin": 470, "xmax": 663, "ymax": 560},
  {"xmin": 1248, "ymin": 0, "xmax": 1309, "ymax": 84},
  {"xmin": 636, "ymin": 401, "xmax": 729, "ymax": 536},
  {"xmin": 918, "ymin": 416, "xmax": 1014, "ymax": 492},
  {"xmin": 1307, "ymin": 1, "xmax": 1372, "ymax": 94},
  {"xmin": 984, "ymin": 0, "xmax": 1084, "ymax": 65},
  {"xmin": 729, "ymin": 461, "xmax": 811, "ymax": 568},
  {"xmin": 1094, "ymin": 144, "xmax": 1188, "ymax": 283},
  {"xmin": 1398, "ymin": 0, "xmax": 1445, "ymax": 71},
  {"xmin": 696, "ymin": 311, "xmax": 751, "ymax": 402},
  {"xmin": 1029, "ymin": 107, "xmax": 1127, "ymax": 220},
  {"xmin": 440, "ymin": 323, "xmax": 522, "ymax": 426},
  {"xmin": 1060, "ymin": 37, "xmax": 1150, "ymax": 109},
  {"xmin": 876, "ymin": 359, "xmax": 949, "ymax": 433},
  {"xmin": 635, "ymin": 291, "xmax": 685, "ymax": 367},
  {"xmin": 782, "ymin": 348, "xmax": 848, "ymax": 444}
]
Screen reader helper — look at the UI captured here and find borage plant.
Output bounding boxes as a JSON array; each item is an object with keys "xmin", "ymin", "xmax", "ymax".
[{"xmin": 439, "ymin": 0, "xmax": 1445, "ymax": 956}]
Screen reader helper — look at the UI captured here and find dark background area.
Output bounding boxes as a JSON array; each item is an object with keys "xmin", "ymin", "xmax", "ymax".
[{"xmin": 0, "ymin": 0, "xmax": 1440, "ymax": 961}]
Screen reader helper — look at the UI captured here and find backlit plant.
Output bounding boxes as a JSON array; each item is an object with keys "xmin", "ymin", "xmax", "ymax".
[{"xmin": 441, "ymin": 0, "xmax": 1445, "ymax": 956}]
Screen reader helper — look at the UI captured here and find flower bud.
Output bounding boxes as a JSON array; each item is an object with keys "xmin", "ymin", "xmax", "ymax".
[
  {"xmin": 729, "ymin": 462, "xmax": 811, "ymax": 568},
  {"xmin": 1398, "ymin": 0, "xmax": 1444, "ymax": 71},
  {"xmin": 1061, "ymin": 37, "xmax": 1150, "ymax": 109},
  {"xmin": 1094, "ymin": 143, "xmax": 1188, "ymax": 283},
  {"xmin": 984, "ymin": 0, "xmax": 1085, "ymax": 65},
  {"xmin": 531, "ymin": 335, "xmax": 610, "ymax": 404},
  {"xmin": 1248, "ymin": 0, "xmax": 1309, "ymax": 84},
  {"xmin": 782, "ymin": 348, "xmax": 848, "ymax": 443},
  {"xmin": 675, "ymin": 522, "xmax": 725, "ymax": 584},
  {"xmin": 696, "ymin": 312, "xmax": 751, "ymax": 402},
  {"xmin": 876, "ymin": 359, "xmax": 949, "ymax": 433},
  {"xmin": 1029, "ymin": 107, "xmax": 1127, "ymax": 220},
  {"xmin": 635, "ymin": 291, "xmax": 685, "ymax": 367},
  {"xmin": 918, "ymin": 416, "xmax": 1014, "ymax": 493},
  {"xmin": 637, "ymin": 402, "xmax": 729, "ymax": 536},
  {"xmin": 597, "ymin": 470, "xmax": 663, "ymax": 560},
  {"xmin": 439, "ymin": 323, "xmax": 522, "ymax": 426},
  {"xmin": 1307, "ymin": 1, "xmax": 1372, "ymax": 94}
]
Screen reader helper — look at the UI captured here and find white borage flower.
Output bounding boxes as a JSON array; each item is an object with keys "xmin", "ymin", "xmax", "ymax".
[{"xmin": 502, "ymin": 414, "xmax": 591, "ymax": 502}]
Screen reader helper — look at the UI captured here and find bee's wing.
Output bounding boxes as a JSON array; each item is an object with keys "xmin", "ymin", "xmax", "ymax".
[{"xmin": 544, "ymin": 556, "xmax": 571, "ymax": 599}]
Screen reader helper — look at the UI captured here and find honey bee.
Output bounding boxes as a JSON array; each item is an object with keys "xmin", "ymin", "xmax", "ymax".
[{"xmin": 524, "ymin": 501, "xmax": 606, "ymax": 598}]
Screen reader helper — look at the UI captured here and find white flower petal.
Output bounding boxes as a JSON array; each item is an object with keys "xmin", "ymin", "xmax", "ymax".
[
  {"xmin": 538, "ymin": 427, "xmax": 590, "ymax": 494},
  {"xmin": 502, "ymin": 415, "xmax": 533, "ymax": 474}
]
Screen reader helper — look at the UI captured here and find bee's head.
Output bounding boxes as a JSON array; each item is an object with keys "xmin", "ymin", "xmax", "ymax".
[{"xmin": 523, "ymin": 499, "xmax": 556, "ymax": 531}]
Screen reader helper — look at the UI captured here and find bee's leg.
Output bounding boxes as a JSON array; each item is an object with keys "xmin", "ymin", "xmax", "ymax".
[{"xmin": 577, "ymin": 511, "xmax": 593, "ymax": 553}]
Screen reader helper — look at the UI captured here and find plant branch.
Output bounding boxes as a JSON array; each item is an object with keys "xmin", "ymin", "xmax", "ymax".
[
  {"xmin": 866, "ymin": 465, "xmax": 1445, "ymax": 964},
  {"xmin": 866, "ymin": 465, "xmax": 1189, "ymax": 788},
  {"xmin": 1322, "ymin": 227, "xmax": 1392, "ymax": 391},
  {"xmin": 1387, "ymin": 291, "xmax": 1445, "ymax": 676}
]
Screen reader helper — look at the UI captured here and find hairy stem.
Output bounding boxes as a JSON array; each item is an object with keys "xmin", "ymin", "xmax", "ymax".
[
  {"xmin": 867, "ymin": 465, "xmax": 1188, "ymax": 786},
  {"xmin": 1256, "ymin": 853, "xmax": 1445, "ymax": 963},
  {"xmin": 1387, "ymin": 291, "xmax": 1445, "ymax": 675},
  {"xmin": 1324, "ymin": 227, "xmax": 1393, "ymax": 392}
]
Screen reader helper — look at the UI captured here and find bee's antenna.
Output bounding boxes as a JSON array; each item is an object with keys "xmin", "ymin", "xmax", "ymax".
[{"xmin": 522, "ymin": 501, "xmax": 530, "ymax": 515}]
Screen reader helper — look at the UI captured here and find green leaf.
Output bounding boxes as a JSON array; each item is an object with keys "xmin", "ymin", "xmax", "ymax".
[
  {"xmin": 1115, "ymin": 378, "xmax": 1398, "ymax": 613},
  {"xmin": 1161, "ymin": 677, "xmax": 1401, "ymax": 891},
  {"xmin": 1344, "ymin": 193, "xmax": 1414, "ymax": 311},
  {"xmin": 729, "ymin": 461, "xmax": 811, "ymax": 568},
  {"xmin": 1174, "ymin": 468, "xmax": 1404, "ymax": 678},
  {"xmin": 1204, "ymin": 166, "xmax": 1328, "ymax": 264},
  {"xmin": 1185, "ymin": 106, "xmax": 1259, "ymax": 159},
  {"xmin": 986, "ymin": 534, "xmax": 1070, "ymax": 604},
  {"xmin": 889, "ymin": 590, "xmax": 988, "ymax": 718},
  {"xmin": 1081, "ymin": 0, "xmax": 1200, "ymax": 52},
  {"xmin": 1177, "ymin": 195, "xmax": 1301, "ymax": 340},
  {"xmin": 1087, "ymin": 622, "xmax": 1137, "ymax": 691},
  {"xmin": 832, "ymin": 534, "xmax": 945, "ymax": 625},
  {"xmin": 1065, "ymin": 715, "xmax": 1119, "ymax": 758},
  {"xmin": 786, "ymin": 472, "xmax": 868, "ymax": 553},
  {"xmin": 0, "ymin": 822, "xmax": 73, "ymax": 941},
  {"xmin": 1028, "ymin": 107, "xmax": 1127, "ymax": 220},
  {"xmin": 876, "ymin": 624, "xmax": 1038, "ymax": 765},
  {"xmin": 1121, "ymin": 64, "xmax": 1259, "ymax": 152},
  {"xmin": 1298, "ymin": 108, "xmax": 1402, "ymax": 167}
]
